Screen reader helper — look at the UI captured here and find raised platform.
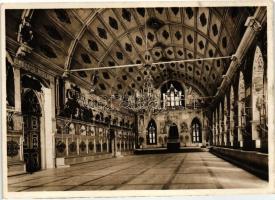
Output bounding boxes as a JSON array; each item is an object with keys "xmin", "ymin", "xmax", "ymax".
[
  {"xmin": 209, "ymin": 147, "xmax": 268, "ymax": 180},
  {"xmin": 134, "ymin": 147, "xmax": 208, "ymax": 155}
]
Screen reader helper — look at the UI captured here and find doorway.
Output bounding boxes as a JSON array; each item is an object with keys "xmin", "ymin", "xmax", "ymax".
[
  {"xmin": 22, "ymin": 90, "xmax": 42, "ymax": 173},
  {"xmin": 167, "ymin": 123, "xmax": 180, "ymax": 152}
]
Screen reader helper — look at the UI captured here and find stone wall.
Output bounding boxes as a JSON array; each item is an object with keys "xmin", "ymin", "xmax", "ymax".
[{"xmin": 138, "ymin": 109, "xmax": 208, "ymax": 149}]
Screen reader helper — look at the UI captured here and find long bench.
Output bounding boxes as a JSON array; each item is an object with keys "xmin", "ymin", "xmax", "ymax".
[{"xmin": 209, "ymin": 147, "xmax": 268, "ymax": 180}]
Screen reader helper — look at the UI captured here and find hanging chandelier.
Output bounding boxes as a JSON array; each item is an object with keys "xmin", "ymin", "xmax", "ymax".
[{"xmin": 119, "ymin": 65, "xmax": 161, "ymax": 113}]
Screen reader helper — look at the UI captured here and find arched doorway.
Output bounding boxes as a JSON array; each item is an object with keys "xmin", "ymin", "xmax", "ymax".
[
  {"xmin": 22, "ymin": 90, "xmax": 42, "ymax": 173},
  {"xmin": 167, "ymin": 123, "xmax": 180, "ymax": 152}
]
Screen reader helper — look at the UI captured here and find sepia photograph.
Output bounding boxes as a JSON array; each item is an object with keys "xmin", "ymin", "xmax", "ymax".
[{"xmin": 1, "ymin": 0, "xmax": 274, "ymax": 198}]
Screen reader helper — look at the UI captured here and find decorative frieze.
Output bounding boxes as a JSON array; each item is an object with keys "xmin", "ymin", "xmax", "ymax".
[{"xmin": 14, "ymin": 59, "xmax": 54, "ymax": 84}]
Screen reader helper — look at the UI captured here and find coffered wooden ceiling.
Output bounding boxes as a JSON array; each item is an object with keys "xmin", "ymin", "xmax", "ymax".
[{"xmin": 6, "ymin": 7, "xmax": 256, "ymax": 97}]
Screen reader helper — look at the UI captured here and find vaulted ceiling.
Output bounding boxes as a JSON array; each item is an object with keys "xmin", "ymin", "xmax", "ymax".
[{"xmin": 6, "ymin": 7, "xmax": 256, "ymax": 98}]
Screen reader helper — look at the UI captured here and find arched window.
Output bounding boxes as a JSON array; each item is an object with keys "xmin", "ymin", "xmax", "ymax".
[
  {"xmin": 147, "ymin": 119, "xmax": 157, "ymax": 144},
  {"xmin": 191, "ymin": 118, "xmax": 202, "ymax": 143},
  {"xmin": 161, "ymin": 81, "xmax": 184, "ymax": 108}
]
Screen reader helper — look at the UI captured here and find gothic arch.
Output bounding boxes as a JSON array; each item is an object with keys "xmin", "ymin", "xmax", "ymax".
[
  {"xmin": 252, "ymin": 45, "xmax": 267, "ymax": 149},
  {"xmin": 191, "ymin": 118, "xmax": 202, "ymax": 143},
  {"xmin": 147, "ymin": 119, "xmax": 157, "ymax": 145},
  {"xmin": 161, "ymin": 80, "xmax": 185, "ymax": 108}
]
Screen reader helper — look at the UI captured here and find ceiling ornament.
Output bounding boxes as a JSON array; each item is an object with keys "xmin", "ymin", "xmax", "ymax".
[{"xmin": 61, "ymin": 9, "xmax": 233, "ymax": 114}]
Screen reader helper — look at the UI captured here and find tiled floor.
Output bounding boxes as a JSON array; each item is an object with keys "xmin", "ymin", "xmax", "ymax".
[{"xmin": 8, "ymin": 152, "xmax": 267, "ymax": 191}]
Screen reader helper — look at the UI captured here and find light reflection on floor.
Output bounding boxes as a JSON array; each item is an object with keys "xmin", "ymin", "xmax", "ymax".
[{"xmin": 8, "ymin": 152, "xmax": 267, "ymax": 191}]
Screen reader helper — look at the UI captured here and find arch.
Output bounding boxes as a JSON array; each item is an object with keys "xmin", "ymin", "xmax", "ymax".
[
  {"xmin": 21, "ymin": 89, "xmax": 42, "ymax": 172},
  {"xmin": 158, "ymin": 79, "xmax": 207, "ymax": 97},
  {"xmin": 22, "ymin": 89, "xmax": 42, "ymax": 115},
  {"xmin": 95, "ymin": 113, "xmax": 101, "ymax": 121},
  {"xmin": 161, "ymin": 80, "xmax": 185, "ymax": 108},
  {"xmin": 21, "ymin": 73, "xmax": 50, "ymax": 89},
  {"xmin": 6, "ymin": 59, "xmax": 15, "ymax": 107},
  {"xmin": 147, "ymin": 119, "xmax": 157, "ymax": 145},
  {"xmin": 238, "ymin": 72, "xmax": 245, "ymax": 147},
  {"xmin": 167, "ymin": 122, "xmax": 180, "ymax": 152},
  {"xmin": 252, "ymin": 45, "xmax": 267, "ymax": 150},
  {"xmin": 191, "ymin": 118, "xmax": 202, "ymax": 143},
  {"xmin": 168, "ymin": 123, "xmax": 179, "ymax": 139}
]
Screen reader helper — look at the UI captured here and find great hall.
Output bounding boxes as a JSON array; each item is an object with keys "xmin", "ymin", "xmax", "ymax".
[{"xmin": 4, "ymin": 6, "xmax": 269, "ymax": 191}]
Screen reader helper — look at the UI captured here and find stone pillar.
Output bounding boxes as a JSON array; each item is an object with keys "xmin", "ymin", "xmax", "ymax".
[
  {"xmin": 230, "ymin": 87, "xmax": 234, "ymax": 147},
  {"xmin": 107, "ymin": 138, "xmax": 109, "ymax": 153},
  {"xmin": 76, "ymin": 137, "xmax": 80, "ymax": 155},
  {"xmin": 94, "ymin": 138, "xmax": 96, "ymax": 153},
  {"xmin": 113, "ymin": 130, "xmax": 117, "ymax": 157},
  {"xmin": 238, "ymin": 101, "xmax": 244, "ymax": 148},
  {"xmin": 216, "ymin": 110, "xmax": 219, "ymax": 146},
  {"xmin": 66, "ymin": 137, "xmax": 69, "ymax": 156},
  {"xmin": 43, "ymin": 87, "xmax": 54, "ymax": 169},
  {"xmin": 86, "ymin": 139, "xmax": 89, "ymax": 154},
  {"xmin": 13, "ymin": 67, "xmax": 21, "ymax": 112}
]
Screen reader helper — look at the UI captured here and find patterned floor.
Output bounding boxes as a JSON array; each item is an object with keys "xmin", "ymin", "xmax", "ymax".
[{"xmin": 8, "ymin": 152, "xmax": 267, "ymax": 191}]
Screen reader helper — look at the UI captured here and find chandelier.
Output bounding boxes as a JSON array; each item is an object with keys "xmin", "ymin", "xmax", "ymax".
[{"xmin": 119, "ymin": 66, "xmax": 161, "ymax": 113}]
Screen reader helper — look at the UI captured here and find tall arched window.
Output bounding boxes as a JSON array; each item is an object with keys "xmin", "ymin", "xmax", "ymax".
[
  {"xmin": 191, "ymin": 118, "xmax": 202, "ymax": 143},
  {"xmin": 147, "ymin": 119, "xmax": 157, "ymax": 145},
  {"xmin": 161, "ymin": 81, "xmax": 184, "ymax": 108}
]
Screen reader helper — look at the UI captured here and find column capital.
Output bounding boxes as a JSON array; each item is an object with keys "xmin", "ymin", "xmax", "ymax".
[{"xmin": 245, "ymin": 16, "xmax": 262, "ymax": 32}]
